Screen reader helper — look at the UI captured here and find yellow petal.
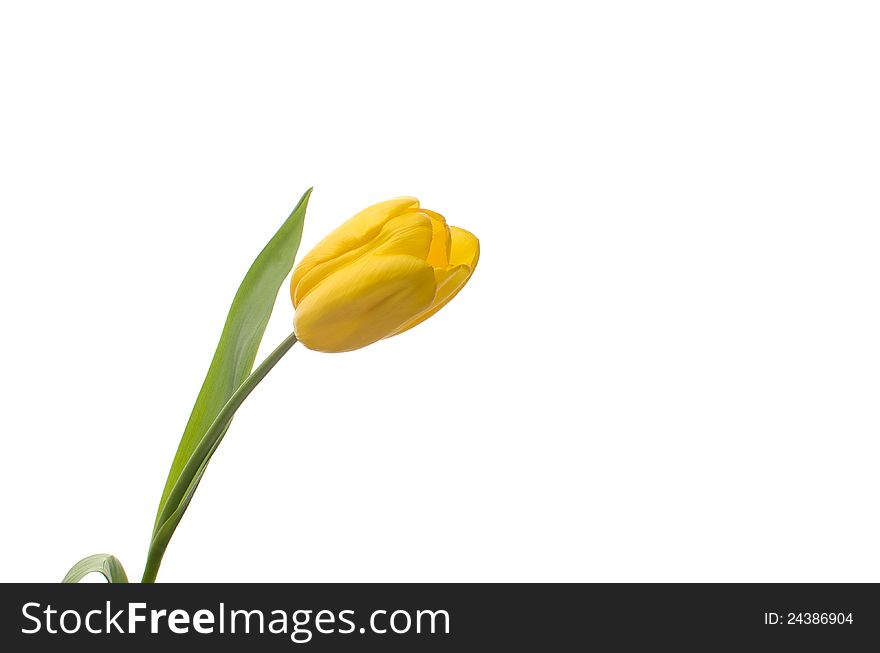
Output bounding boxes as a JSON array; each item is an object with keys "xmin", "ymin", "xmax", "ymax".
[
  {"xmin": 423, "ymin": 209, "xmax": 451, "ymax": 268},
  {"xmin": 294, "ymin": 255, "xmax": 436, "ymax": 352},
  {"xmin": 387, "ymin": 263, "xmax": 473, "ymax": 337},
  {"xmin": 368, "ymin": 212, "xmax": 434, "ymax": 258},
  {"xmin": 290, "ymin": 197, "xmax": 418, "ymax": 300},
  {"xmin": 387, "ymin": 227, "xmax": 479, "ymax": 336},
  {"xmin": 293, "ymin": 211, "xmax": 433, "ymax": 306},
  {"xmin": 448, "ymin": 226, "xmax": 480, "ymax": 267}
]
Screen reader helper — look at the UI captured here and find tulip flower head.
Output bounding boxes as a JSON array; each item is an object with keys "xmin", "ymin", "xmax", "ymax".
[{"xmin": 290, "ymin": 197, "xmax": 479, "ymax": 352}]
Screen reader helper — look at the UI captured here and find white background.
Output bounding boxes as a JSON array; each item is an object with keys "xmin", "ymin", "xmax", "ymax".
[{"xmin": 1, "ymin": 1, "xmax": 878, "ymax": 582}]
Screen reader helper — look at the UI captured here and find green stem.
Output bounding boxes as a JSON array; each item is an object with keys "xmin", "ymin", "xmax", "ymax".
[{"xmin": 142, "ymin": 331, "xmax": 299, "ymax": 583}]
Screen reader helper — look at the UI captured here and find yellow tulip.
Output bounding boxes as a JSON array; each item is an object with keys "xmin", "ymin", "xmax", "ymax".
[{"xmin": 290, "ymin": 197, "xmax": 479, "ymax": 352}]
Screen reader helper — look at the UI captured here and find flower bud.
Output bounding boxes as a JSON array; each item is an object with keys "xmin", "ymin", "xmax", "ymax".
[{"xmin": 291, "ymin": 197, "xmax": 479, "ymax": 352}]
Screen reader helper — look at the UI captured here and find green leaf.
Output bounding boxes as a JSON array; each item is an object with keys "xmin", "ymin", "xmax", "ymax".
[
  {"xmin": 143, "ymin": 331, "xmax": 299, "ymax": 582},
  {"xmin": 151, "ymin": 188, "xmax": 311, "ymax": 536},
  {"xmin": 62, "ymin": 554, "xmax": 128, "ymax": 583}
]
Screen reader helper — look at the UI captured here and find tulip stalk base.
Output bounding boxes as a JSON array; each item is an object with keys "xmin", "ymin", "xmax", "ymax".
[{"xmin": 142, "ymin": 331, "xmax": 299, "ymax": 583}]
